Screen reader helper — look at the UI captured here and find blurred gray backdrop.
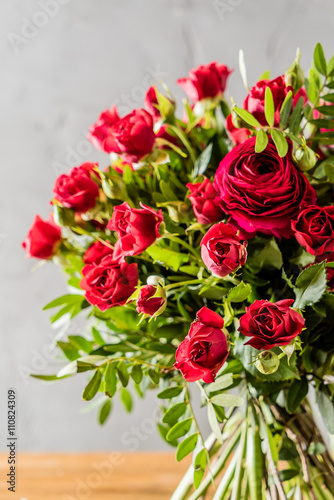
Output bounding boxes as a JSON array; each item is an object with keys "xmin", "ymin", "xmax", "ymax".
[{"xmin": 1, "ymin": 0, "xmax": 333, "ymax": 451}]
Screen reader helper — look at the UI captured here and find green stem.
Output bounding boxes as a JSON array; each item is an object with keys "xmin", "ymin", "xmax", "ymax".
[
  {"xmin": 163, "ymin": 234, "xmax": 201, "ymax": 259},
  {"xmin": 165, "ymin": 279, "xmax": 204, "ymax": 291}
]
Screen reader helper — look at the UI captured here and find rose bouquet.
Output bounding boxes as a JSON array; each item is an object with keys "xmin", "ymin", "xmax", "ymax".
[{"xmin": 23, "ymin": 44, "xmax": 334, "ymax": 499}]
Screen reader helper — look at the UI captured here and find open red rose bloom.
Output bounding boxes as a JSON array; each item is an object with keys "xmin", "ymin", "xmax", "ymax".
[{"xmin": 23, "ymin": 47, "xmax": 334, "ymax": 498}]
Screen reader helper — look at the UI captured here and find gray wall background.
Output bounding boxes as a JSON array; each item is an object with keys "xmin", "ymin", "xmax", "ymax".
[{"xmin": 0, "ymin": 0, "xmax": 333, "ymax": 452}]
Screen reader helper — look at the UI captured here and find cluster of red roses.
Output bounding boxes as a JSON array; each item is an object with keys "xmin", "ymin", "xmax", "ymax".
[{"xmin": 23, "ymin": 59, "xmax": 333, "ymax": 384}]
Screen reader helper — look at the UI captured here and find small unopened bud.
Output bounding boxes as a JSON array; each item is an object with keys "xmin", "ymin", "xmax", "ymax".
[
  {"xmin": 136, "ymin": 284, "xmax": 167, "ymax": 319},
  {"xmin": 158, "ymin": 201, "xmax": 192, "ymax": 223},
  {"xmin": 255, "ymin": 351, "xmax": 280, "ymax": 375},
  {"xmin": 285, "ymin": 49, "xmax": 305, "ymax": 91},
  {"xmin": 294, "ymin": 145, "xmax": 317, "ymax": 172},
  {"xmin": 147, "ymin": 275, "xmax": 165, "ymax": 287}
]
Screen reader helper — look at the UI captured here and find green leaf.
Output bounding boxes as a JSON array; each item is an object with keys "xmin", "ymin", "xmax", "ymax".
[
  {"xmin": 192, "ymin": 143, "xmax": 213, "ymax": 179},
  {"xmin": 92, "ymin": 327, "xmax": 104, "ymax": 346},
  {"xmin": 117, "ymin": 361, "xmax": 129, "ymax": 387},
  {"xmin": 308, "ymin": 442, "xmax": 326, "ymax": 455},
  {"xmin": 193, "ymin": 448, "xmax": 207, "ymax": 489},
  {"xmin": 157, "ymin": 386, "xmax": 184, "ymax": 399},
  {"xmin": 166, "ymin": 417, "xmax": 193, "ymax": 441},
  {"xmin": 270, "ymin": 129, "xmax": 288, "ymax": 157},
  {"xmin": 57, "ymin": 341, "xmax": 80, "ymax": 361},
  {"xmin": 43, "ymin": 294, "xmax": 84, "ymax": 310},
  {"xmin": 176, "ymin": 433, "xmax": 198, "ymax": 461},
  {"xmin": 98, "ymin": 399, "xmax": 112, "ymax": 425},
  {"xmin": 82, "ymin": 369, "xmax": 102, "ymax": 401},
  {"xmin": 102, "ymin": 307, "xmax": 138, "ymax": 331},
  {"xmin": 323, "ymin": 93, "xmax": 334, "ymax": 103},
  {"xmin": 207, "ymin": 403, "xmax": 223, "ymax": 443},
  {"xmin": 157, "ymin": 423, "xmax": 178, "ymax": 448},
  {"xmin": 317, "ymin": 387, "xmax": 334, "ymax": 434},
  {"xmin": 30, "ymin": 373, "xmax": 71, "ymax": 381},
  {"xmin": 264, "ymin": 87, "xmax": 275, "ymax": 127},
  {"xmin": 289, "ymin": 96, "xmax": 304, "ymax": 133},
  {"xmin": 247, "ymin": 237, "xmax": 283, "ymax": 273},
  {"xmin": 131, "ymin": 364, "xmax": 143, "ymax": 384},
  {"xmin": 162, "ymin": 402, "xmax": 187, "ymax": 425},
  {"xmin": 233, "ymin": 106, "xmax": 261, "ymax": 128},
  {"xmin": 148, "ymin": 369, "xmax": 160, "ymax": 385},
  {"xmin": 104, "ymin": 363, "xmax": 117, "ymax": 398},
  {"xmin": 255, "ymin": 129, "xmax": 268, "ymax": 153},
  {"xmin": 309, "ymin": 118, "xmax": 334, "ymax": 129},
  {"xmin": 206, "ymin": 373, "xmax": 234, "ymax": 393},
  {"xmin": 210, "ymin": 394, "xmax": 244, "ymax": 408},
  {"xmin": 146, "ymin": 245, "xmax": 189, "ymax": 271},
  {"xmin": 227, "ymin": 282, "xmax": 252, "ymax": 303},
  {"xmin": 294, "ymin": 262, "xmax": 327, "ymax": 309},
  {"xmin": 315, "ymin": 105, "xmax": 334, "ymax": 117},
  {"xmin": 279, "ymin": 91, "xmax": 293, "ymax": 128},
  {"xmin": 68, "ymin": 336, "xmax": 93, "ymax": 354},
  {"xmin": 120, "ymin": 388, "xmax": 132, "ymax": 412},
  {"xmin": 314, "ymin": 43, "xmax": 327, "ymax": 76},
  {"xmin": 286, "ymin": 379, "xmax": 309, "ymax": 413}
]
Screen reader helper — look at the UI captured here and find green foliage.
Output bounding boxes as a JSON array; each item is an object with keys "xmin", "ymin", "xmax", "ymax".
[{"xmin": 294, "ymin": 262, "xmax": 327, "ymax": 309}]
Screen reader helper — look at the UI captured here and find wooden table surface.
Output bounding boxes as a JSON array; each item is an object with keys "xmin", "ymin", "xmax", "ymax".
[{"xmin": 0, "ymin": 452, "xmax": 195, "ymax": 500}]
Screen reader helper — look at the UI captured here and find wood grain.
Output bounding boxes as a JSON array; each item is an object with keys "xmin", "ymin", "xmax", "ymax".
[{"xmin": 0, "ymin": 452, "xmax": 194, "ymax": 500}]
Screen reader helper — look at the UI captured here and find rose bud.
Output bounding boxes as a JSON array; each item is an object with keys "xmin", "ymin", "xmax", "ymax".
[
  {"xmin": 225, "ymin": 114, "xmax": 251, "ymax": 146},
  {"xmin": 145, "ymin": 86, "xmax": 175, "ymax": 122},
  {"xmin": 243, "ymin": 76, "xmax": 292, "ymax": 127},
  {"xmin": 88, "ymin": 107, "xmax": 155, "ymax": 163},
  {"xmin": 136, "ymin": 284, "xmax": 167, "ymax": 318},
  {"xmin": 200, "ymin": 222, "xmax": 247, "ymax": 278},
  {"xmin": 294, "ymin": 144, "xmax": 317, "ymax": 172},
  {"xmin": 239, "ymin": 299, "xmax": 305, "ymax": 350},
  {"xmin": 255, "ymin": 351, "xmax": 280, "ymax": 375},
  {"xmin": 80, "ymin": 255, "xmax": 138, "ymax": 311},
  {"xmin": 291, "ymin": 206, "xmax": 334, "ymax": 256},
  {"xmin": 214, "ymin": 137, "xmax": 316, "ymax": 239},
  {"xmin": 53, "ymin": 162, "xmax": 100, "ymax": 214},
  {"xmin": 22, "ymin": 214, "xmax": 62, "ymax": 260},
  {"xmin": 83, "ymin": 240, "xmax": 114, "ymax": 265},
  {"xmin": 186, "ymin": 178, "xmax": 224, "ymax": 225},
  {"xmin": 177, "ymin": 62, "xmax": 232, "ymax": 102},
  {"xmin": 174, "ymin": 306, "xmax": 229, "ymax": 383},
  {"xmin": 107, "ymin": 202, "xmax": 163, "ymax": 260}
]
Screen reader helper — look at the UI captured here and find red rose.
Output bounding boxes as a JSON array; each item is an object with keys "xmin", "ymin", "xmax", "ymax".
[
  {"xmin": 186, "ymin": 178, "xmax": 224, "ymax": 225},
  {"xmin": 136, "ymin": 285, "xmax": 166, "ymax": 316},
  {"xmin": 53, "ymin": 162, "xmax": 100, "ymax": 213},
  {"xmin": 83, "ymin": 241, "xmax": 114, "ymax": 265},
  {"xmin": 225, "ymin": 114, "xmax": 251, "ymax": 146},
  {"xmin": 244, "ymin": 76, "xmax": 293, "ymax": 126},
  {"xmin": 201, "ymin": 222, "xmax": 247, "ymax": 277},
  {"xmin": 22, "ymin": 214, "xmax": 61, "ymax": 260},
  {"xmin": 292, "ymin": 206, "xmax": 334, "ymax": 256},
  {"xmin": 80, "ymin": 256, "xmax": 138, "ymax": 311},
  {"xmin": 214, "ymin": 137, "xmax": 317, "ymax": 239},
  {"xmin": 239, "ymin": 299, "xmax": 305, "ymax": 350},
  {"xmin": 177, "ymin": 62, "xmax": 232, "ymax": 102},
  {"xmin": 88, "ymin": 107, "xmax": 155, "ymax": 163},
  {"xmin": 174, "ymin": 306, "xmax": 229, "ymax": 383},
  {"xmin": 107, "ymin": 202, "xmax": 163, "ymax": 260}
]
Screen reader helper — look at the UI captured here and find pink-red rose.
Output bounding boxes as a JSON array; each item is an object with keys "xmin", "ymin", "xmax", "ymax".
[
  {"xmin": 83, "ymin": 241, "xmax": 114, "ymax": 265},
  {"xmin": 225, "ymin": 114, "xmax": 251, "ymax": 146},
  {"xmin": 145, "ymin": 86, "xmax": 161, "ymax": 121},
  {"xmin": 292, "ymin": 205, "xmax": 334, "ymax": 256},
  {"xmin": 186, "ymin": 178, "xmax": 224, "ymax": 225},
  {"xmin": 136, "ymin": 285, "xmax": 166, "ymax": 316},
  {"xmin": 243, "ymin": 76, "xmax": 307, "ymax": 127},
  {"xmin": 174, "ymin": 307, "xmax": 229, "ymax": 383},
  {"xmin": 22, "ymin": 214, "xmax": 61, "ymax": 259},
  {"xmin": 80, "ymin": 256, "xmax": 138, "ymax": 311},
  {"xmin": 107, "ymin": 202, "xmax": 163, "ymax": 260},
  {"xmin": 201, "ymin": 222, "xmax": 247, "ymax": 277},
  {"xmin": 239, "ymin": 299, "xmax": 305, "ymax": 350},
  {"xmin": 53, "ymin": 163, "xmax": 100, "ymax": 213},
  {"xmin": 177, "ymin": 62, "xmax": 232, "ymax": 102},
  {"xmin": 88, "ymin": 106, "xmax": 155, "ymax": 163},
  {"xmin": 214, "ymin": 137, "xmax": 317, "ymax": 239}
]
